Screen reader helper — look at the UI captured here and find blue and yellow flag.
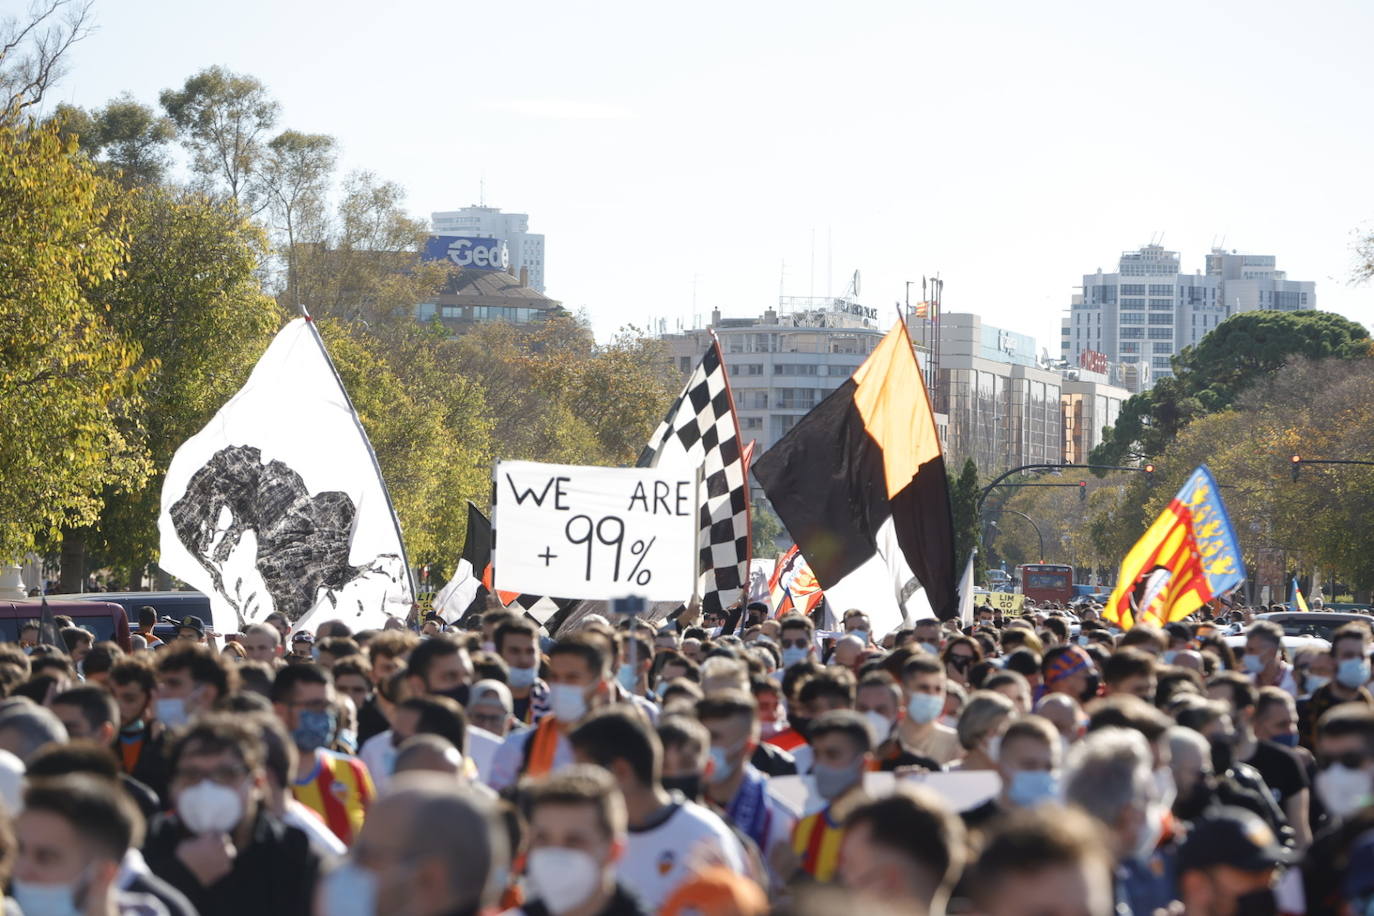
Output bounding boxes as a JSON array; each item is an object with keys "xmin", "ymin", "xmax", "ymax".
[
  {"xmin": 1290, "ymin": 577, "xmax": 1310, "ymax": 612},
  {"xmin": 1105, "ymin": 466, "xmax": 1245, "ymax": 630}
]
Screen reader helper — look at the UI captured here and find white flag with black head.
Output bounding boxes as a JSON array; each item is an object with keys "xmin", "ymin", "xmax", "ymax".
[
  {"xmin": 158, "ymin": 317, "xmax": 413, "ymax": 634},
  {"xmin": 638, "ymin": 336, "xmax": 751, "ymax": 616}
]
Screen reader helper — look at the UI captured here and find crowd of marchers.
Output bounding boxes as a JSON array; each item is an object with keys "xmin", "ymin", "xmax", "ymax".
[{"xmin": 0, "ymin": 598, "xmax": 1370, "ymax": 915}]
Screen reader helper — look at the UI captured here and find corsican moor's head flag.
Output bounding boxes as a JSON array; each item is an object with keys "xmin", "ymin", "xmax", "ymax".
[
  {"xmin": 753, "ymin": 320, "xmax": 957, "ymax": 633},
  {"xmin": 158, "ymin": 317, "xmax": 413, "ymax": 634},
  {"xmin": 638, "ymin": 336, "xmax": 751, "ymax": 616},
  {"xmin": 1104, "ymin": 465, "xmax": 1244, "ymax": 631}
]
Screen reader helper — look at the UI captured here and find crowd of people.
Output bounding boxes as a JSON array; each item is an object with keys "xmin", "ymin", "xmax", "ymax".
[{"xmin": 0, "ymin": 597, "xmax": 1370, "ymax": 915}]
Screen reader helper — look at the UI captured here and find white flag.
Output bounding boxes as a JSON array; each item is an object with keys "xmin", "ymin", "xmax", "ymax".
[
  {"xmin": 957, "ymin": 552, "xmax": 977, "ymax": 626},
  {"xmin": 431, "ymin": 559, "xmax": 480, "ymax": 625},
  {"xmin": 158, "ymin": 318, "xmax": 413, "ymax": 634}
]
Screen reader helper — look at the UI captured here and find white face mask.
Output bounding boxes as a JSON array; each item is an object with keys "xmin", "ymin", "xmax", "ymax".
[
  {"xmin": 11, "ymin": 876, "xmax": 83, "ymax": 916},
  {"xmin": 177, "ymin": 779, "xmax": 245, "ymax": 835},
  {"xmin": 156, "ymin": 697, "xmax": 189, "ymax": 729},
  {"xmin": 548, "ymin": 683, "xmax": 590, "ymax": 723},
  {"xmin": 319, "ymin": 862, "xmax": 379, "ymax": 916},
  {"xmin": 526, "ymin": 847, "xmax": 602, "ymax": 914},
  {"xmin": 861, "ymin": 711, "xmax": 894, "ymax": 745},
  {"xmin": 1317, "ymin": 763, "xmax": 1374, "ymax": 821}
]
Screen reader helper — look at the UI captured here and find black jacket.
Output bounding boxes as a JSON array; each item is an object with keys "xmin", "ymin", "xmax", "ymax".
[
  {"xmin": 521, "ymin": 883, "xmax": 648, "ymax": 916},
  {"xmin": 142, "ymin": 809, "xmax": 320, "ymax": 916}
]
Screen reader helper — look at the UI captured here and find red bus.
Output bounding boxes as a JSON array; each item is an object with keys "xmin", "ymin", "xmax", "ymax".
[{"xmin": 1018, "ymin": 564, "xmax": 1075, "ymax": 604}]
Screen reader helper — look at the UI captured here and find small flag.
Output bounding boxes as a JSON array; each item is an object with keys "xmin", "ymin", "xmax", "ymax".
[
  {"xmin": 451, "ymin": 503, "xmax": 577, "ymax": 627},
  {"xmin": 913, "ymin": 301, "xmax": 933, "ymax": 319},
  {"xmin": 957, "ymin": 552, "xmax": 977, "ymax": 626},
  {"xmin": 158, "ymin": 317, "xmax": 413, "ymax": 634},
  {"xmin": 1291, "ymin": 577, "xmax": 1310, "ymax": 613},
  {"xmin": 1104, "ymin": 466, "xmax": 1245, "ymax": 630},
  {"xmin": 639, "ymin": 335, "xmax": 751, "ymax": 615},
  {"xmin": 754, "ymin": 321, "xmax": 958, "ymax": 632}
]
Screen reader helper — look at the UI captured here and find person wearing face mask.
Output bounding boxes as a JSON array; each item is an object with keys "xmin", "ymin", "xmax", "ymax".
[
  {"xmin": 1301, "ymin": 706, "xmax": 1374, "ymax": 916},
  {"xmin": 497, "ymin": 618, "xmax": 551, "ymax": 726},
  {"xmin": 321, "ymin": 772, "xmax": 506, "ymax": 916},
  {"xmin": 839, "ymin": 786, "xmax": 965, "ymax": 915},
  {"xmin": 786, "ymin": 669, "xmax": 857, "ymax": 775},
  {"xmin": 1176, "ymin": 807, "xmax": 1293, "ymax": 916},
  {"xmin": 489, "ymin": 636, "xmax": 612, "ymax": 791},
  {"xmin": 1241, "ymin": 622, "xmax": 1297, "ymax": 697},
  {"xmin": 788, "ymin": 710, "xmax": 873, "ymax": 882},
  {"xmin": 963, "ymin": 715, "xmax": 1062, "ymax": 833},
  {"xmin": 856, "ymin": 673, "xmax": 941, "ymax": 772},
  {"xmin": 696, "ymin": 693, "xmax": 797, "ymax": 871},
  {"xmin": 1064, "ymin": 727, "xmax": 1178, "ymax": 916},
  {"xmin": 657, "ymin": 715, "xmax": 710, "ymax": 802},
  {"xmin": 941, "ymin": 637, "xmax": 981, "ymax": 688},
  {"xmin": 108, "ymin": 658, "xmax": 171, "ymax": 806},
  {"xmin": 271, "ymin": 664, "xmax": 375, "ymax": 847},
  {"xmin": 841, "ymin": 610, "xmax": 872, "ymax": 647},
  {"xmin": 404, "ymin": 634, "xmax": 475, "ymax": 708},
  {"xmin": 951, "ymin": 691, "xmax": 1015, "ymax": 773},
  {"xmin": 143, "ymin": 714, "xmax": 322, "ymax": 916},
  {"xmin": 153, "ymin": 643, "xmax": 234, "ymax": 732},
  {"xmin": 13, "ymin": 774, "xmax": 166, "ymax": 916},
  {"xmin": 1167, "ymin": 726, "xmax": 1280, "ymax": 836},
  {"xmin": 569, "ymin": 709, "xmax": 749, "ymax": 912},
  {"xmin": 899, "ymin": 655, "xmax": 963, "ymax": 766},
  {"xmin": 503, "ymin": 766, "xmax": 648, "ymax": 916},
  {"xmin": 1299, "ymin": 622, "xmax": 1373, "ymax": 750}
]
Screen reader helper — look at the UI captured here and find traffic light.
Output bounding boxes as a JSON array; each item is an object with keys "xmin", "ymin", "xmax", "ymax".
[
  {"xmin": 1143, "ymin": 463, "xmax": 1156, "ymax": 486},
  {"xmin": 1291, "ymin": 455, "xmax": 1301, "ymax": 482},
  {"xmin": 1078, "ymin": 480, "xmax": 1087, "ymax": 503}
]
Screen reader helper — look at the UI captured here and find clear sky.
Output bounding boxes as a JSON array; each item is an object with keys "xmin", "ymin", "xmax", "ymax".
[{"xmin": 36, "ymin": 0, "xmax": 1374, "ymax": 347}]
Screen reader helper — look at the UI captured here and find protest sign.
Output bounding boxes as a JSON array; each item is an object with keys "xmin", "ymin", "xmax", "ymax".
[
  {"xmin": 493, "ymin": 460, "xmax": 700, "ymax": 602},
  {"xmin": 976, "ymin": 592, "xmax": 1026, "ymax": 615}
]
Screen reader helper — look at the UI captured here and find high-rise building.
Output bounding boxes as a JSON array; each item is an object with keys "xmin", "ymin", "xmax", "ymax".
[
  {"xmin": 1061, "ymin": 245, "xmax": 1315, "ymax": 391},
  {"xmin": 431, "ymin": 206, "xmax": 546, "ymax": 292}
]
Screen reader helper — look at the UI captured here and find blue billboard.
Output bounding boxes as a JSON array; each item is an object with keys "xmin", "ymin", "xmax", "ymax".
[{"xmin": 422, "ymin": 235, "xmax": 510, "ymax": 271}]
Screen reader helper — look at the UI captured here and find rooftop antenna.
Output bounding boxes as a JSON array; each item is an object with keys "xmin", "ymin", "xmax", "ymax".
[
  {"xmin": 809, "ymin": 228, "xmax": 816, "ymax": 299},
  {"xmin": 826, "ymin": 226, "xmax": 833, "ymax": 299},
  {"xmin": 479, "ymin": 174, "xmax": 485, "ymax": 207}
]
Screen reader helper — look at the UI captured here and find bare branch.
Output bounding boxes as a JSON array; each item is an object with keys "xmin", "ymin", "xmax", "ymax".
[{"xmin": 0, "ymin": 0, "xmax": 93, "ymax": 116}]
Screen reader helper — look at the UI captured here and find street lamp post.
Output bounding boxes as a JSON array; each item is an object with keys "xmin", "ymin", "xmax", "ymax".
[{"xmin": 993, "ymin": 508, "xmax": 1045, "ymax": 563}]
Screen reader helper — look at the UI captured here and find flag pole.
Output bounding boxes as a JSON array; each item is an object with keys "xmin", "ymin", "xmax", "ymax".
[{"xmin": 296, "ymin": 306, "xmax": 418, "ymax": 611}]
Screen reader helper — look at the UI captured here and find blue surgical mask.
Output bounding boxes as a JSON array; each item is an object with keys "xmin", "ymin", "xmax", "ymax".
[
  {"xmin": 319, "ymin": 862, "xmax": 379, "ymax": 916},
  {"xmin": 707, "ymin": 745, "xmax": 738, "ymax": 784},
  {"xmin": 812, "ymin": 758, "xmax": 863, "ymax": 801},
  {"xmin": 292, "ymin": 708, "xmax": 337, "ymax": 752},
  {"xmin": 850, "ymin": 629, "xmax": 869, "ymax": 644},
  {"xmin": 1271, "ymin": 732, "xmax": 1299, "ymax": 748},
  {"xmin": 508, "ymin": 665, "xmax": 538, "ymax": 689},
  {"xmin": 907, "ymin": 692, "xmax": 943, "ymax": 725},
  {"xmin": 1338, "ymin": 658, "xmax": 1371, "ymax": 689},
  {"xmin": 156, "ymin": 697, "xmax": 189, "ymax": 729},
  {"xmin": 617, "ymin": 663, "xmax": 638, "ymax": 693},
  {"xmin": 1162, "ymin": 650, "xmax": 1178, "ymax": 665},
  {"xmin": 1008, "ymin": 769, "xmax": 1060, "ymax": 807},
  {"xmin": 1242, "ymin": 653, "xmax": 1265, "ymax": 675},
  {"xmin": 917, "ymin": 642, "xmax": 940, "ymax": 656},
  {"xmin": 11, "ymin": 876, "xmax": 82, "ymax": 916},
  {"xmin": 782, "ymin": 647, "xmax": 808, "ymax": 668}
]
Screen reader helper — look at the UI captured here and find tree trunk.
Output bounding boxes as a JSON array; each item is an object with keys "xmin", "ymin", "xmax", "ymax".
[
  {"xmin": 155, "ymin": 566, "xmax": 172, "ymax": 591},
  {"xmin": 58, "ymin": 533, "xmax": 86, "ymax": 593}
]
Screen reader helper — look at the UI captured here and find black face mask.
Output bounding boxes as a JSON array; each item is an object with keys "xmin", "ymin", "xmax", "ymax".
[
  {"xmin": 1172, "ymin": 777, "xmax": 1214, "ymax": 821},
  {"xmin": 1080, "ymin": 674, "xmax": 1101, "ymax": 703},
  {"xmin": 1233, "ymin": 888, "xmax": 1277, "ymax": 916},
  {"xmin": 788, "ymin": 713, "xmax": 812, "ymax": 739},
  {"xmin": 662, "ymin": 775, "xmax": 702, "ymax": 801},
  {"xmin": 1210, "ymin": 735, "xmax": 1234, "ymax": 775},
  {"xmin": 433, "ymin": 684, "xmax": 470, "ymax": 706}
]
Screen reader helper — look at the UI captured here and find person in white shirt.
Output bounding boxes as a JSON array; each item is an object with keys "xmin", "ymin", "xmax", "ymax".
[{"xmin": 569, "ymin": 707, "xmax": 752, "ymax": 912}]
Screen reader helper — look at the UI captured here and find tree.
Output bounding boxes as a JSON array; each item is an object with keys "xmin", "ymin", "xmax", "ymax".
[
  {"xmin": 50, "ymin": 95, "xmax": 175, "ymax": 187},
  {"xmin": 751, "ymin": 503, "xmax": 784, "ymax": 560},
  {"xmin": 0, "ymin": 0, "xmax": 91, "ymax": 117},
  {"xmin": 79, "ymin": 185, "xmax": 281, "ymax": 587},
  {"xmin": 0, "ymin": 120, "xmax": 151, "ymax": 565},
  {"xmin": 259, "ymin": 130, "xmax": 336, "ymax": 306},
  {"xmin": 949, "ymin": 458, "xmax": 983, "ymax": 583},
  {"xmin": 160, "ymin": 66, "xmax": 279, "ymax": 205},
  {"xmin": 1092, "ymin": 310, "xmax": 1372, "ymax": 467}
]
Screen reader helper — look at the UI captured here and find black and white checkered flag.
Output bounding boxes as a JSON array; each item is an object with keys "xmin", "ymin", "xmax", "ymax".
[{"xmin": 638, "ymin": 336, "xmax": 751, "ymax": 615}]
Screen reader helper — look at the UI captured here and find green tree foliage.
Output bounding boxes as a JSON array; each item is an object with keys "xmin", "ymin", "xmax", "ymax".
[
  {"xmin": 49, "ymin": 95, "xmax": 175, "ymax": 187},
  {"xmin": 751, "ymin": 502, "xmax": 784, "ymax": 560},
  {"xmin": 1091, "ymin": 310, "xmax": 1372, "ymax": 467},
  {"xmin": 949, "ymin": 458, "xmax": 983, "ymax": 582},
  {"xmin": 80, "ymin": 185, "xmax": 281, "ymax": 583},
  {"xmin": 0, "ymin": 120, "xmax": 151, "ymax": 562},
  {"xmin": 160, "ymin": 66, "xmax": 279, "ymax": 205}
]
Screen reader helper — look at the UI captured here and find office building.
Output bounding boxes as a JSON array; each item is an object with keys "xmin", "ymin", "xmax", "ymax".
[
  {"xmin": 431, "ymin": 206, "xmax": 546, "ymax": 292},
  {"xmin": 416, "ymin": 235, "xmax": 561, "ymax": 333},
  {"xmin": 660, "ymin": 298, "xmax": 942, "ymax": 454},
  {"xmin": 1062, "ymin": 245, "xmax": 1315, "ymax": 390},
  {"xmin": 935, "ymin": 313, "xmax": 1064, "ymax": 474},
  {"xmin": 1060, "ymin": 365, "xmax": 1130, "ymax": 464}
]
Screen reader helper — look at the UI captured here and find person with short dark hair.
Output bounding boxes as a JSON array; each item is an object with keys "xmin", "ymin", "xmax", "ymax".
[
  {"xmin": 1102, "ymin": 648, "xmax": 1157, "ymax": 702},
  {"xmin": 963, "ymin": 715, "xmax": 1062, "ymax": 833},
  {"xmin": 967, "ymin": 805, "xmax": 1114, "ymax": 916},
  {"xmin": 789, "ymin": 709, "xmax": 873, "ymax": 882},
  {"xmin": 495, "ymin": 617, "xmax": 549, "ymax": 726},
  {"xmin": 405, "ymin": 634, "xmax": 473, "ymax": 704},
  {"xmin": 569, "ymin": 707, "xmax": 747, "ymax": 911},
  {"xmin": 489, "ymin": 635, "xmax": 612, "ymax": 790},
  {"xmin": 1300, "ymin": 621, "xmax": 1373, "ymax": 749},
  {"xmin": 81, "ymin": 640, "xmax": 122, "ymax": 685},
  {"xmin": 899, "ymin": 654, "xmax": 962, "ymax": 766},
  {"xmin": 154, "ymin": 643, "xmax": 235, "ymax": 730},
  {"xmin": 271, "ymin": 663, "xmax": 374, "ymax": 846},
  {"xmin": 143, "ymin": 713, "xmax": 323, "ymax": 916},
  {"xmin": 841, "ymin": 785, "xmax": 966, "ymax": 914}
]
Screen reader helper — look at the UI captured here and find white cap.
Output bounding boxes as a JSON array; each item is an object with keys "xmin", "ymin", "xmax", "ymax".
[{"xmin": 468, "ymin": 678, "xmax": 513, "ymax": 713}]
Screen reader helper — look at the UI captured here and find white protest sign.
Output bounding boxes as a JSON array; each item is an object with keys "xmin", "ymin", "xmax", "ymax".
[{"xmin": 493, "ymin": 460, "xmax": 700, "ymax": 602}]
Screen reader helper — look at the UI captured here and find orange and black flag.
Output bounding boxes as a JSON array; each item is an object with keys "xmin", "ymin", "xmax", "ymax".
[
  {"xmin": 1104, "ymin": 465, "xmax": 1245, "ymax": 630},
  {"xmin": 753, "ymin": 321, "xmax": 957, "ymax": 628}
]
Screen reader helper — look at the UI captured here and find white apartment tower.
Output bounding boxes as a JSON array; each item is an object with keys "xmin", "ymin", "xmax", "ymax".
[
  {"xmin": 431, "ymin": 206, "xmax": 546, "ymax": 293},
  {"xmin": 1061, "ymin": 245, "xmax": 1315, "ymax": 392}
]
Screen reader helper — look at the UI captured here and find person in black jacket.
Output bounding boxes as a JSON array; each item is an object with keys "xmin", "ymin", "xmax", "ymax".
[{"xmin": 143, "ymin": 713, "xmax": 321, "ymax": 916}]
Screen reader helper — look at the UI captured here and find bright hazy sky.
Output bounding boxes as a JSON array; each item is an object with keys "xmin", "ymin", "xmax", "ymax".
[{"xmin": 39, "ymin": 0, "xmax": 1374, "ymax": 347}]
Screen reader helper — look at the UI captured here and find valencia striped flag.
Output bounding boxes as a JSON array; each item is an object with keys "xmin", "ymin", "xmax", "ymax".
[
  {"xmin": 753, "ymin": 321, "xmax": 957, "ymax": 629},
  {"xmin": 1104, "ymin": 465, "xmax": 1245, "ymax": 630}
]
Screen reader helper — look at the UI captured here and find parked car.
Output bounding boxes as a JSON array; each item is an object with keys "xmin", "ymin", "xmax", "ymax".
[
  {"xmin": 68, "ymin": 590, "xmax": 217, "ymax": 645},
  {"xmin": 0, "ymin": 599, "xmax": 132, "ymax": 652},
  {"xmin": 1251, "ymin": 611, "xmax": 1371, "ymax": 643}
]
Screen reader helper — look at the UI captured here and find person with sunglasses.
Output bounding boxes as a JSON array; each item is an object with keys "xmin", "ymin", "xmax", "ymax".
[{"xmin": 941, "ymin": 637, "xmax": 982, "ymax": 689}]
